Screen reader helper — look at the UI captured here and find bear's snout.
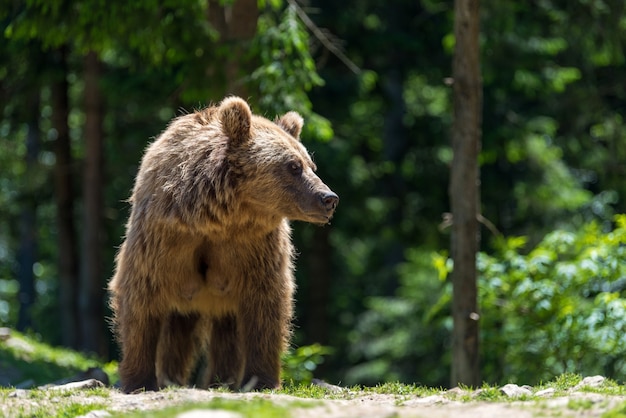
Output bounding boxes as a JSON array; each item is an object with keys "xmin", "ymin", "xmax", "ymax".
[{"xmin": 320, "ymin": 191, "xmax": 339, "ymax": 213}]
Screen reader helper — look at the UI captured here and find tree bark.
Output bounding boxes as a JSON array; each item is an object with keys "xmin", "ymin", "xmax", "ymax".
[
  {"xmin": 16, "ymin": 92, "xmax": 39, "ymax": 332},
  {"xmin": 80, "ymin": 50, "xmax": 106, "ymax": 356},
  {"xmin": 449, "ymin": 0, "xmax": 482, "ymax": 387},
  {"xmin": 51, "ymin": 46, "xmax": 80, "ymax": 348},
  {"xmin": 207, "ymin": 0, "xmax": 258, "ymax": 97}
]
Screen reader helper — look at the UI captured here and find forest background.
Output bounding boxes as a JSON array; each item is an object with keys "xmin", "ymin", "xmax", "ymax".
[{"xmin": 1, "ymin": 0, "xmax": 626, "ymax": 389}]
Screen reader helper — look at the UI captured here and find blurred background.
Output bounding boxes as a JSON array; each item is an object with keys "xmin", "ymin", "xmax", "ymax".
[{"xmin": 1, "ymin": 0, "xmax": 626, "ymax": 388}]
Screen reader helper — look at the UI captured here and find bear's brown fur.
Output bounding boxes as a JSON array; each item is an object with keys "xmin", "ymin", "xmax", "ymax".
[{"xmin": 108, "ymin": 97, "xmax": 338, "ymax": 394}]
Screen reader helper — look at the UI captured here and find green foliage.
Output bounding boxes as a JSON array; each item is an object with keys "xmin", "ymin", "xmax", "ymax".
[
  {"xmin": 282, "ymin": 344, "xmax": 332, "ymax": 385},
  {"xmin": 0, "ymin": 330, "xmax": 117, "ymax": 387},
  {"xmin": 478, "ymin": 215, "xmax": 626, "ymax": 384},
  {"xmin": 250, "ymin": 5, "xmax": 332, "ymax": 142},
  {"xmin": 347, "ymin": 217, "xmax": 626, "ymax": 386}
]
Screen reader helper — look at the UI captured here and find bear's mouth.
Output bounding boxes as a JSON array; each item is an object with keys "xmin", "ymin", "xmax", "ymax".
[{"xmin": 303, "ymin": 212, "xmax": 334, "ymax": 225}]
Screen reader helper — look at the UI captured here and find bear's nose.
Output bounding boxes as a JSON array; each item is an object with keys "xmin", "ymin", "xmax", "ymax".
[{"xmin": 321, "ymin": 192, "xmax": 339, "ymax": 212}]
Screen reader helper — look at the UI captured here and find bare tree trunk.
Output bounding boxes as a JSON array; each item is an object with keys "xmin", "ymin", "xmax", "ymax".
[
  {"xmin": 16, "ymin": 92, "xmax": 40, "ymax": 332},
  {"xmin": 207, "ymin": 0, "xmax": 258, "ymax": 97},
  {"xmin": 80, "ymin": 50, "xmax": 106, "ymax": 356},
  {"xmin": 449, "ymin": 0, "xmax": 482, "ymax": 387},
  {"xmin": 51, "ymin": 46, "xmax": 80, "ymax": 348}
]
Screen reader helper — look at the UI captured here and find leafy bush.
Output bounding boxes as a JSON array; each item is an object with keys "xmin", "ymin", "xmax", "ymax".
[
  {"xmin": 477, "ymin": 215, "xmax": 626, "ymax": 384},
  {"xmin": 282, "ymin": 343, "xmax": 333, "ymax": 385},
  {"xmin": 347, "ymin": 215, "xmax": 626, "ymax": 387}
]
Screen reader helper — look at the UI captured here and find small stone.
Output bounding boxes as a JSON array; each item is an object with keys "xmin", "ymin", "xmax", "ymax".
[
  {"xmin": 535, "ymin": 388, "xmax": 556, "ymax": 397},
  {"xmin": 8, "ymin": 389, "xmax": 28, "ymax": 398},
  {"xmin": 500, "ymin": 383, "xmax": 532, "ymax": 398},
  {"xmin": 46, "ymin": 379, "xmax": 105, "ymax": 391},
  {"xmin": 312, "ymin": 378, "xmax": 344, "ymax": 393},
  {"xmin": 176, "ymin": 410, "xmax": 243, "ymax": 418},
  {"xmin": 470, "ymin": 388, "xmax": 484, "ymax": 398},
  {"xmin": 573, "ymin": 375, "xmax": 605, "ymax": 390},
  {"xmin": 0, "ymin": 327, "xmax": 11, "ymax": 341},
  {"xmin": 445, "ymin": 387, "xmax": 464, "ymax": 396}
]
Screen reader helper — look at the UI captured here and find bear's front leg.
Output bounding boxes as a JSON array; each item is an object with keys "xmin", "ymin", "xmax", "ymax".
[
  {"xmin": 207, "ymin": 314, "xmax": 244, "ymax": 389},
  {"xmin": 239, "ymin": 295, "xmax": 290, "ymax": 390},
  {"xmin": 156, "ymin": 312, "xmax": 202, "ymax": 388},
  {"xmin": 115, "ymin": 298, "xmax": 162, "ymax": 393}
]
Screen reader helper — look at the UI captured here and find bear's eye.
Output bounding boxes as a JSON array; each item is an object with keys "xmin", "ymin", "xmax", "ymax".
[{"xmin": 287, "ymin": 161, "xmax": 303, "ymax": 176}]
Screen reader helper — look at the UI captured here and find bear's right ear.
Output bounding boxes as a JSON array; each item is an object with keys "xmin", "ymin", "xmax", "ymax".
[
  {"xmin": 275, "ymin": 111, "xmax": 304, "ymax": 139},
  {"xmin": 219, "ymin": 96, "xmax": 252, "ymax": 143}
]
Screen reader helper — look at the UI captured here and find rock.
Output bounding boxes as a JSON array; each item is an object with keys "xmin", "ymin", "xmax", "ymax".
[
  {"xmin": 4, "ymin": 334, "xmax": 35, "ymax": 353},
  {"xmin": 45, "ymin": 378, "xmax": 105, "ymax": 391},
  {"xmin": 0, "ymin": 327, "xmax": 11, "ymax": 341},
  {"xmin": 445, "ymin": 387, "xmax": 465, "ymax": 396},
  {"xmin": 176, "ymin": 410, "xmax": 243, "ymax": 418},
  {"xmin": 51, "ymin": 367, "xmax": 110, "ymax": 387},
  {"xmin": 8, "ymin": 389, "xmax": 28, "ymax": 398},
  {"xmin": 499, "ymin": 384, "xmax": 532, "ymax": 398},
  {"xmin": 535, "ymin": 388, "xmax": 556, "ymax": 397},
  {"xmin": 573, "ymin": 375, "xmax": 605, "ymax": 390},
  {"xmin": 312, "ymin": 378, "xmax": 344, "ymax": 393},
  {"xmin": 471, "ymin": 388, "xmax": 484, "ymax": 398}
]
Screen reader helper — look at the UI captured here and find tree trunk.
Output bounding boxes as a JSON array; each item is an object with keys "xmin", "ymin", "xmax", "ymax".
[
  {"xmin": 51, "ymin": 46, "xmax": 80, "ymax": 348},
  {"xmin": 449, "ymin": 0, "xmax": 482, "ymax": 387},
  {"xmin": 16, "ymin": 92, "xmax": 40, "ymax": 332},
  {"xmin": 80, "ymin": 50, "xmax": 106, "ymax": 356},
  {"xmin": 207, "ymin": 0, "xmax": 258, "ymax": 97}
]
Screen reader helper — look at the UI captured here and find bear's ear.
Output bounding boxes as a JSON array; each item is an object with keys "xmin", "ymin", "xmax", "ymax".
[
  {"xmin": 219, "ymin": 96, "xmax": 252, "ymax": 143},
  {"xmin": 275, "ymin": 111, "xmax": 304, "ymax": 139}
]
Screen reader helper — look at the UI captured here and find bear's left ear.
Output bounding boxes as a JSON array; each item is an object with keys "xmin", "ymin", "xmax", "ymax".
[
  {"xmin": 219, "ymin": 96, "xmax": 252, "ymax": 143},
  {"xmin": 275, "ymin": 111, "xmax": 304, "ymax": 140}
]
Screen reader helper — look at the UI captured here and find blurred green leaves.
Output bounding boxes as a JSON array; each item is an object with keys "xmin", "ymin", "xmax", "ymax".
[
  {"xmin": 480, "ymin": 215, "xmax": 626, "ymax": 383},
  {"xmin": 250, "ymin": 5, "xmax": 331, "ymax": 142},
  {"xmin": 347, "ymin": 216, "xmax": 626, "ymax": 386}
]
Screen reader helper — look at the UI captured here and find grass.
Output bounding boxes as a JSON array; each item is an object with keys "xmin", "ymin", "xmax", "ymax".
[{"xmin": 0, "ymin": 387, "xmax": 109, "ymax": 418}]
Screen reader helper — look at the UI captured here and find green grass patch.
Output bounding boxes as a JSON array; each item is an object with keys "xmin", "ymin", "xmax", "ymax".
[
  {"xmin": 1, "ymin": 387, "xmax": 108, "ymax": 418},
  {"xmin": 277, "ymin": 382, "xmax": 344, "ymax": 399},
  {"xmin": 363, "ymin": 381, "xmax": 439, "ymax": 396},
  {"xmin": 39, "ymin": 402, "xmax": 107, "ymax": 418},
  {"xmin": 549, "ymin": 373, "xmax": 583, "ymax": 391},
  {"xmin": 112, "ymin": 397, "xmax": 310, "ymax": 418}
]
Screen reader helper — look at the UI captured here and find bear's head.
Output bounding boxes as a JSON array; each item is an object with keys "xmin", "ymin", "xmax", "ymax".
[{"xmin": 218, "ymin": 96, "xmax": 338, "ymax": 225}]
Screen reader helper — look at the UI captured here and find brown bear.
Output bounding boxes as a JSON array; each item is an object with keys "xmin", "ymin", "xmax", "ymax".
[{"xmin": 108, "ymin": 96, "xmax": 338, "ymax": 394}]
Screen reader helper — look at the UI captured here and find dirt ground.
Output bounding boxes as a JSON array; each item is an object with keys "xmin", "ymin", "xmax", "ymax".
[{"xmin": 4, "ymin": 382, "xmax": 626, "ymax": 418}]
